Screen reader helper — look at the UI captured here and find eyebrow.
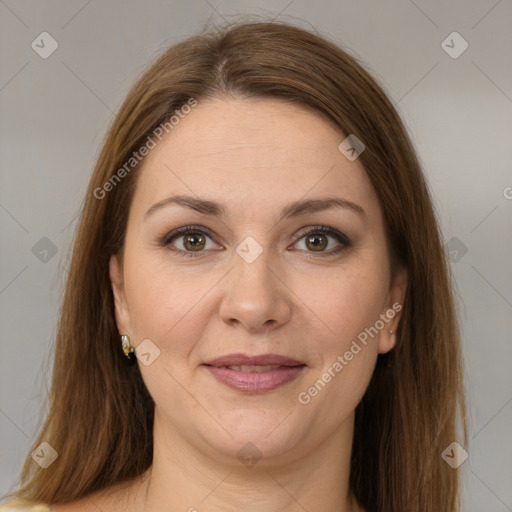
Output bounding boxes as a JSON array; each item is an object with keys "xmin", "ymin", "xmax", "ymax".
[{"xmin": 144, "ymin": 194, "xmax": 366, "ymax": 222}]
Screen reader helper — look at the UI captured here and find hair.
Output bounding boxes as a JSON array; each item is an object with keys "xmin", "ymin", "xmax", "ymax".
[{"xmin": 4, "ymin": 18, "xmax": 466, "ymax": 512}]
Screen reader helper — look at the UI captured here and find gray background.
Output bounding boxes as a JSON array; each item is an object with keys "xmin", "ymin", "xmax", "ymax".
[{"xmin": 1, "ymin": 1, "xmax": 511, "ymax": 510}]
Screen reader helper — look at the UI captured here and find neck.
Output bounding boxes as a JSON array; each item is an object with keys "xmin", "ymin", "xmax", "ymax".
[{"xmin": 133, "ymin": 412, "xmax": 362, "ymax": 512}]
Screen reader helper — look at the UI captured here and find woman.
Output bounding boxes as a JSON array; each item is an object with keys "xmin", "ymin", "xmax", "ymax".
[{"xmin": 1, "ymin": 20, "xmax": 467, "ymax": 512}]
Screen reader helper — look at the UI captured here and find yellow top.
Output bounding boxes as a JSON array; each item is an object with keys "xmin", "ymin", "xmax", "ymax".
[{"xmin": 0, "ymin": 500, "xmax": 51, "ymax": 511}]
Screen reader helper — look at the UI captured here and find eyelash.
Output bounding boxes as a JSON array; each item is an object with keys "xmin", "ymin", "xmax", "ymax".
[{"xmin": 161, "ymin": 224, "xmax": 351, "ymax": 259}]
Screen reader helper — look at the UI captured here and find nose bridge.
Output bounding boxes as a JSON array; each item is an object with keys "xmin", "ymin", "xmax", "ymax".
[
  {"xmin": 234, "ymin": 236, "xmax": 273, "ymax": 283},
  {"xmin": 233, "ymin": 235, "xmax": 276, "ymax": 298},
  {"xmin": 219, "ymin": 234, "xmax": 290, "ymax": 330}
]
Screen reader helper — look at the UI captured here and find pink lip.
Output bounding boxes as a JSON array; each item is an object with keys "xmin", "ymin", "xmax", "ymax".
[
  {"xmin": 202, "ymin": 353, "xmax": 307, "ymax": 393},
  {"xmin": 204, "ymin": 353, "xmax": 304, "ymax": 367}
]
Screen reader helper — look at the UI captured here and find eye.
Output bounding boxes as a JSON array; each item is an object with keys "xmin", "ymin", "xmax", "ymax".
[
  {"xmin": 292, "ymin": 225, "xmax": 351, "ymax": 256},
  {"xmin": 162, "ymin": 225, "xmax": 220, "ymax": 258},
  {"xmin": 161, "ymin": 224, "xmax": 351, "ymax": 258}
]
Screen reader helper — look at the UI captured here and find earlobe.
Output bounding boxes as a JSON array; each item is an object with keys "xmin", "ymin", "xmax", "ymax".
[
  {"xmin": 109, "ymin": 254, "xmax": 132, "ymax": 335},
  {"xmin": 378, "ymin": 266, "xmax": 408, "ymax": 354},
  {"xmin": 378, "ymin": 328, "xmax": 397, "ymax": 355}
]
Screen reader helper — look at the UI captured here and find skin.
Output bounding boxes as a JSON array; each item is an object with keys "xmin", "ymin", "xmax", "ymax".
[{"xmin": 53, "ymin": 97, "xmax": 406, "ymax": 512}]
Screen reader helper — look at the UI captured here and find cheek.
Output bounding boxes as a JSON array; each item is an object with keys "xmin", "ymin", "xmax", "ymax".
[
  {"xmin": 295, "ymin": 276, "xmax": 385, "ymax": 418},
  {"xmin": 295, "ymin": 257, "xmax": 389, "ymax": 347},
  {"xmin": 293, "ymin": 256, "xmax": 389, "ymax": 396},
  {"xmin": 122, "ymin": 250, "xmax": 204, "ymax": 349}
]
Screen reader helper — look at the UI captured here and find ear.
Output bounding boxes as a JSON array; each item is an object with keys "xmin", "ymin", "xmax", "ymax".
[
  {"xmin": 378, "ymin": 265, "xmax": 407, "ymax": 354},
  {"xmin": 109, "ymin": 254, "xmax": 132, "ymax": 336}
]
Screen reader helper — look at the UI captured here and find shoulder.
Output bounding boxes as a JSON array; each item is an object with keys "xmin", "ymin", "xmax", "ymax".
[
  {"xmin": 0, "ymin": 500, "xmax": 51, "ymax": 511},
  {"xmin": 0, "ymin": 475, "xmax": 146, "ymax": 512}
]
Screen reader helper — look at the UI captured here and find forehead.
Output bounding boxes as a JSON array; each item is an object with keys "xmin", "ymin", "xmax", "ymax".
[{"xmin": 131, "ymin": 97, "xmax": 378, "ymax": 218}]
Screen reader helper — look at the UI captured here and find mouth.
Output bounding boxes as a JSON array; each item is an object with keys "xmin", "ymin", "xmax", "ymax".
[{"xmin": 202, "ymin": 353, "xmax": 307, "ymax": 393}]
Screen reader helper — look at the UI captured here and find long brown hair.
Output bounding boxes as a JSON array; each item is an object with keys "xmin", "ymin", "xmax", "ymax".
[{"xmin": 5, "ymin": 19, "xmax": 466, "ymax": 512}]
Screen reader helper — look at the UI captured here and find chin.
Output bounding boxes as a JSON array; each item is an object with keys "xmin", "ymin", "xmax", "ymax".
[{"xmin": 193, "ymin": 410, "xmax": 308, "ymax": 466}]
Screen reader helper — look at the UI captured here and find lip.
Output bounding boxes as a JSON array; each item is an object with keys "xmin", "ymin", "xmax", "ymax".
[
  {"xmin": 202, "ymin": 353, "xmax": 307, "ymax": 393},
  {"xmin": 204, "ymin": 353, "xmax": 305, "ymax": 367}
]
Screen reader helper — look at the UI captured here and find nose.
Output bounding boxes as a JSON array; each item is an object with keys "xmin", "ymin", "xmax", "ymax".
[{"xmin": 218, "ymin": 245, "xmax": 292, "ymax": 333}]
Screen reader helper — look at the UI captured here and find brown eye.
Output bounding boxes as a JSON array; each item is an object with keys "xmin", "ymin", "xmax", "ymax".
[
  {"xmin": 294, "ymin": 226, "xmax": 351, "ymax": 256},
  {"xmin": 162, "ymin": 226, "xmax": 219, "ymax": 258},
  {"xmin": 182, "ymin": 232, "xmax": 206, "ymax": 251},
  {"xmin": 162, "ymin": 225, "xmax": 350, "ymax": 259},
  {"xmin": 305, "ymin": 233, "xmax": 328, "ymax": 252}
]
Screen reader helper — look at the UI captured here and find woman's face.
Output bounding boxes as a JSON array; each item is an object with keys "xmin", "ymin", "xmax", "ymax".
[{"xmin": 110, "ymin": 97, "xmax": 407, "ymax": 465}]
